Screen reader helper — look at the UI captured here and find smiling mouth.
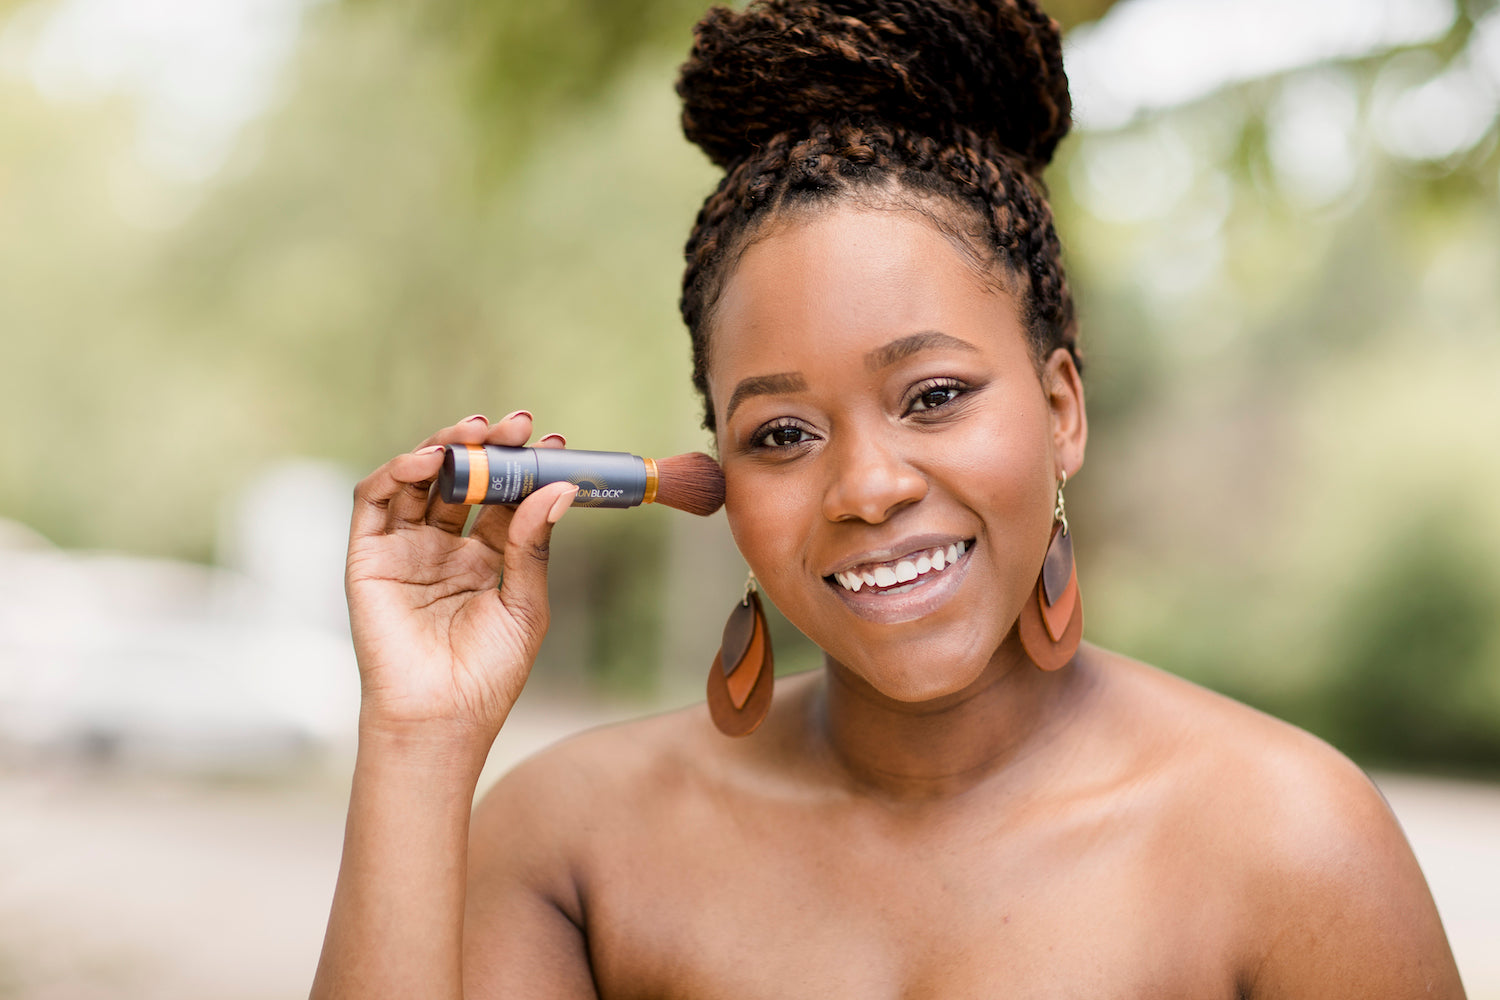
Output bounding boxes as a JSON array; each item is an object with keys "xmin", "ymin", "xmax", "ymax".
[{"xmin": 829, "ymin": 540, "xmax": 971, "ymax": 595}]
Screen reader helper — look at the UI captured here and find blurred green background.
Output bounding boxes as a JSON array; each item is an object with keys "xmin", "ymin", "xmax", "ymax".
[{"xmin": 1, "ymin": 0, "xmax": 1497, "ymax": 773}]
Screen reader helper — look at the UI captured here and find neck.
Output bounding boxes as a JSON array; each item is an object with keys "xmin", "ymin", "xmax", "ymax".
[{"xmin": 812, "ymin": 641, "xmax": 1083, "ymax": 803}]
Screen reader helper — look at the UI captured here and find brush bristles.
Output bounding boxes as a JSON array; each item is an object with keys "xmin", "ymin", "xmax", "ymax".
[{"xmin": 650, "ymin": 452, "xmax": 726, "ymax": 516}]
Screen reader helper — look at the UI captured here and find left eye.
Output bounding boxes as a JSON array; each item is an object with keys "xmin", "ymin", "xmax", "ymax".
[
  {"xmin": 765, "ymin": 426, "xmax": 809, "ymax": 446},
  {"xmin": 751, "ymin": 421, "xmax": 816, "ymax": 448},
  {"xmin": 908, "ymin": 383, "xmax": 962, "ymax": 412}
]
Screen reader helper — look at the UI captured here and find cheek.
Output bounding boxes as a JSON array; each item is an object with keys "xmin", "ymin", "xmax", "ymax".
[
  {"xmin": 947, "ymin": 395, "xmax": 1053, "ymax": 502},
  {"xmin": 723, "ymin": 466, "xmax": 803, "ymax": 565},
  {"xmin": 935, "ymin": 398, "xmax": 1058, "ymax": 577},
  {"xmin": 722, "ymin": 464, "xmax": 826, "ymax": 621}
]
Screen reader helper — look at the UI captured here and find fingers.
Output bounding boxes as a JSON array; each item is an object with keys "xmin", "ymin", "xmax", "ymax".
[
  {"xmin": 381, "ymin": 414, "xmax": 494, "ymax": 527},
  {"xmin": 352, "ymin": 412, "xmax": 548, "ymax": 541},
  {"xmin": 497, "ymin": 481, "xmax": 575, "ymax": 638},
  {"xmin": 484, "ymin": 412, "xmax": 538, "ymax": 448},
  {"xmin": 467, "ymin": 429, "xmax": 566, "ymax": 552},
  {"xmin": 420, "ymin": 411, "xmax": 537, "ymax": 532},
  {"xmin": 350, "ymin": 445, "xmax": 448, "ymax": 542},
  {"xmin": 411, "ymin": 412, "xmax": 492, "ymax": 451}
]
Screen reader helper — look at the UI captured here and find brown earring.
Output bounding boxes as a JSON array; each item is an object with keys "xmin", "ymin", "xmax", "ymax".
[
  {"xmin": 1018, "ymin": 472, "xmax": 1083, "ymax": 671},
  {"xmin": 707, "ymin": 572, "xmax": 775, "ymax": 737}
]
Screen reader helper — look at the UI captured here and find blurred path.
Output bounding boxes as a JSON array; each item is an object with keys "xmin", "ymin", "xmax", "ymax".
[
  {"xmin": 1375, "ymin": 773, "xmax": 1500, "ymax": 996},
  {"xmin": 0, "ymin": 712, "xmax": 1495, "ymax": 998},
  {"xmin": 0, "ymin": 701, "xmax": 635, "ymax": 1000}
]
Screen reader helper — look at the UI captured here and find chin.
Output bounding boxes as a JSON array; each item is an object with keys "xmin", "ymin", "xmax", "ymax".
[{"xmin": 833, "ymin": 639, "xmax": 1001, "ymax": 706}]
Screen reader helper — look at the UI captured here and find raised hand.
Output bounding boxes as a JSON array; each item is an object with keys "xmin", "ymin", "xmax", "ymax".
[{"xmin": 344, "ymin": 411, "xmax": 575, "ymax": 744}]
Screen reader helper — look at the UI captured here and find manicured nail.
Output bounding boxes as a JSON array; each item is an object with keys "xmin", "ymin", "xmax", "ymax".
[
  {"xmin": 538, "ymin": 433, "xmax": 567, "ymax": 446},
  {"xmin": 502, "ymin": 409, "xmax": 533, "ymax": 423},
  {"xmin": 546, "ymin": 486, "xmax": 575, "ymax": 525},
  {"xmin": 416, "ymin": 445, "xmax": 445, "ymax": 455},
  {"xmin": 463, "ymin": 414, "xmax": 488, "ymax": 425}
]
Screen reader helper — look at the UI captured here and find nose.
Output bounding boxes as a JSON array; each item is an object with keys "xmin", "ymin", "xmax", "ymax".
[{"xmin": 821, "ymin": 431, "xmax": 928, "ymax": 524}]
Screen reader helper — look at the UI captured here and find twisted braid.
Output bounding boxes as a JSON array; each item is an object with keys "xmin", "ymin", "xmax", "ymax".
[{"xmin": 677, "ymin": 0, "xmax": 1078, "ymax": 433}]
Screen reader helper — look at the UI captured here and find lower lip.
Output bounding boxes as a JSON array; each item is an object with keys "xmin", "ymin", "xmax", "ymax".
[{"xmin": 825, "ymin": 545, "xmax": 974, "ymax": 625}]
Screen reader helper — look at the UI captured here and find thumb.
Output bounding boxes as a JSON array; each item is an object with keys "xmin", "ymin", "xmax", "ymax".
[{"xmin": 497, "ymin": 481, "xmax": 575, "ymax": 641}]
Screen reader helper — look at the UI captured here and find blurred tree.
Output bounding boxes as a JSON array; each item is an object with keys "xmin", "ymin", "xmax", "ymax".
[
  {"xmin": 0, "ymin": 0, "xmax": 725, "ymax": 695},
  {"xmin": 358, "ymin": 0, "xmax": 710, "ymax": 170},
  {"xmin": 1321, "ymin": 518, "xmax": 1500, "ymax": 769},
  {"xmin": 1054, "ymin": 0, "xmax": 1500, "ymax": 769},
  {"xmin": 354, "ymin": 0, "xmax": 1122, "ymax": 174}
]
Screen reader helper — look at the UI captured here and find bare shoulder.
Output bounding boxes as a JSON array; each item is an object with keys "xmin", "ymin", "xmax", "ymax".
[
  {"xmin": 1094, "ymin": 647, "xmax": 1389, "ymax": 822},
  {"xmin": 1088, "ymin": 648, "xmax": 1465, "ymax": 998},
  {"xmin": 472, "ymin": 700, "xmax": 721, "ymax": 859},
  {"xmin": 469, "ymin": 672, "xmax": 821, "ymax": 898},
  {"xmin": 475, "ymin": 669, "xmax": 819, "ymax": 839},
  {"xmin": 463, "ymin": 700, "xmax": 739, "ymax": 994}
]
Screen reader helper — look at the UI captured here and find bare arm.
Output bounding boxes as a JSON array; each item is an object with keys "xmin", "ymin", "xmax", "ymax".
[
  {"xmin": 311, "ymin": 726, "xmax": 490, "ymax": 998},
  {"xmin": 463, "ymin": 757, "xmax": 601, "ymax": 998},
  {"xmin": 310, "ymin": 412, "xmax": 587, "ymax": 999}
]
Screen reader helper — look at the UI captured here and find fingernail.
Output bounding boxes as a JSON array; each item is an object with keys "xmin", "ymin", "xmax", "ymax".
[
  {"xmin": 546, "ymin": 486, "xmax": 575, "ymax": 525},
  {"xmin": 538, "ymin": 433, "xmax": 567, "ymax": 446},
  {"xmin": 502, "ymin": 409, "xmax": 533, "ymax": 423},
  {"xmin": 463, "ymin": 414, "xmax": 488, "ymax": 425},
  {"xmin": 416, "ymin": 445, "xmax": 445, "ymax": 455}
]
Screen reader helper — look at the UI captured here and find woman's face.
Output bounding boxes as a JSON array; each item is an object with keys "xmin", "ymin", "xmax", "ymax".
[{"xmin": 708, "ymin": 203, "xmax": 1086, "ymax": 703}]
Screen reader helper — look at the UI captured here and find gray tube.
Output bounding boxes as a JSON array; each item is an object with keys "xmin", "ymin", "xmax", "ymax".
[{"xmin": 438, "ymin": 446, "xmax": 647, "ymax": 508}]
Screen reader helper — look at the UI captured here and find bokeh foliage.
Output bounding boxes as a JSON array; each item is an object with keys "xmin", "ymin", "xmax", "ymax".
[
  {"xmin": 379, "ymin": 0, "xmax": 1121, "ymax": 172},
  {"xmin": 1, "ymin": 0, "xmax": 1497, "ymax": 766},
  {"xmin": 1054, "ymin": 2, "xmax": 1500, "ymax": 771}
]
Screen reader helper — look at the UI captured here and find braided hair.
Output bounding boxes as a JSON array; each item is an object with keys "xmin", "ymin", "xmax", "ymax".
[{"xmin": 676, "ymin": 0, "xmax": 1078, "ymax": 432}]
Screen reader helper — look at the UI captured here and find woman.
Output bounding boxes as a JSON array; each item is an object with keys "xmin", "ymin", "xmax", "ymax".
[{"xmin": 312, "ymin": 1, "xmax": 1465, "ymax": 996}]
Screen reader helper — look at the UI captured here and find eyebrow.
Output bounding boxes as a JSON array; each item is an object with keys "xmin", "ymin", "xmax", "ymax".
[
  {"xmin": 722, "ymin": 332, "xmax": 978, "ymax": 423},
  {"xmin": 724, "ymin": 372, "xmax": 808, "ymax": 422},
  {"xmin": 864, "ymin": 331, "xmax": 979, "ymax": 372}
]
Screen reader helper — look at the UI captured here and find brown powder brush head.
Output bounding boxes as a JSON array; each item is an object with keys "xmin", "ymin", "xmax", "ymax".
[{"xmin": 648, "ymin": 452, "xmax": 726, "ymax": 516}]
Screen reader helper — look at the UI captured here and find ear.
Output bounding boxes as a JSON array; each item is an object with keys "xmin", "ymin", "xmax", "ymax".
[{"xmin": 1042, "ymin": 348, "xmax": 1087, "ymax": 481}]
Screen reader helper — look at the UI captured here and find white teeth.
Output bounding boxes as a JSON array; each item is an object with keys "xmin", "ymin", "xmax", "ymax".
[{"xmin": 832, "ymin": 541, "xmax": 972, "ymax": 593}]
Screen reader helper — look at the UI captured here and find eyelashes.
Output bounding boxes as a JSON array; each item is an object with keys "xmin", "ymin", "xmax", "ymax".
[
  {"xmin": 751, "ymin": 418, "xmax": 815, "ymax": 449},
  {"xmin": 748, "ymin": 377, "xmax": 976, "ymax": 450},
  {"xmin": 904, "ymin": 377, "xmax": 967, "ymax": 414}
]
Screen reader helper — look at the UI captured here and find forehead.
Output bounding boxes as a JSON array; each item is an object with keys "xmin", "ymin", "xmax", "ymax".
[{"xmin": 707, "ymin": 205, "xmax": 1023, "ymax": 382}]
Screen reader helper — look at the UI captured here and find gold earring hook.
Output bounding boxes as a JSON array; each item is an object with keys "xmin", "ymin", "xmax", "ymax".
[{"xmin": 1053, "ymin": 470, "xmax": 1069, "ymax": 536}]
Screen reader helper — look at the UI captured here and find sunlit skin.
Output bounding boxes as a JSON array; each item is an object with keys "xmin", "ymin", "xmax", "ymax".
[{"xmin": 311, "ymin": 203, "xmax": 1466, "ymax": 1000}]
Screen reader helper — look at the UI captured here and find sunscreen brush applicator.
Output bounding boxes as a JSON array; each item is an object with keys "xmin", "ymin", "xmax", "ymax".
[{"xmin": 438, "ymin": 445, "xmax": 725, "ymax": 516}]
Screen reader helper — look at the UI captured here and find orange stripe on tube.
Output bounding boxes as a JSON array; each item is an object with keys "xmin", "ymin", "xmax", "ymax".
[
  {"xmin": 464, "ymin": 445, "xmax": 489, "ymax": 505},
  {"xmin": 642, "ymin": 457, "xmax": 659, "ymax": 506}
]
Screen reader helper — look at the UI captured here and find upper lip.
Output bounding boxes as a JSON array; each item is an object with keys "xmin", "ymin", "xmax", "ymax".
[{"xmin": 820, "ymin": 533, "xmax": 973, "ymax": 578}]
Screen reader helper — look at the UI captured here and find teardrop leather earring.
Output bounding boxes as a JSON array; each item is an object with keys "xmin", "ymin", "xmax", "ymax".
[
  {"xmin": 706, "ymin": 572, "xmax": 775, "ymax": 737},
  {"xmin": 1018, "ymin": 472, "xmax": 1083, "ymax": 671}
]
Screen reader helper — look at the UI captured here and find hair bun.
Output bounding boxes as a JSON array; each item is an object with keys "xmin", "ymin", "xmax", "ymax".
[{"xmin": 677, "ymin": 0, "xmax": 1072, "ymax": 173}]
